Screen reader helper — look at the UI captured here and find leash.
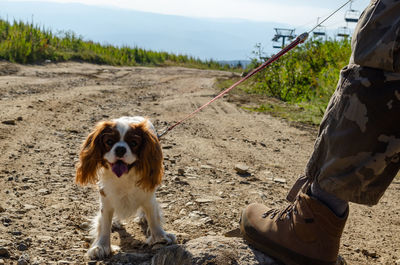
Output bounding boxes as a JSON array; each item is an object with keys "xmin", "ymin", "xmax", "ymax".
[
  {"xmin": 157, "ymin": 0, "xmax": 355, "ymax": 139},
  {"xmin": 157, "ymin": 32, "xmax": 309, "ymax": 139},
  {"xmin": 307, "ymin": 0, "xmax": 353, "ymax": 35}
]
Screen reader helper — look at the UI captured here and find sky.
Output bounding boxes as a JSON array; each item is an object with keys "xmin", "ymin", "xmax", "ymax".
[{"xmin": 4, "ymin": 0, "xmax": 369, "ymax": 28}]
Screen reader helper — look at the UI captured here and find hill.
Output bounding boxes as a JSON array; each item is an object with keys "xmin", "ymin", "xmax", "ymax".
[{"xmin": 0, "ymin": 19, "xmax": 228, "ymax": 70}]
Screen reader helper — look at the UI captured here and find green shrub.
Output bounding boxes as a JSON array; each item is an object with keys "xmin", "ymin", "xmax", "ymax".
[{"xmin": 246, "ymin": 38, "xmax": 351, "ymax": 105}]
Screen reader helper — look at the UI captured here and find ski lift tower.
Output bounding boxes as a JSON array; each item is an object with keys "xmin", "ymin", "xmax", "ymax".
[{"xmin": 272, "ymin": 28, "xmax": 295, "ymax": 49}]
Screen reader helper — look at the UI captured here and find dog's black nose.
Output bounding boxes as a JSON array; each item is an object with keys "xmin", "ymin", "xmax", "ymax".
[{"xmin": 115, "ymin": 146, "xmax": 126, "ymax": 158}]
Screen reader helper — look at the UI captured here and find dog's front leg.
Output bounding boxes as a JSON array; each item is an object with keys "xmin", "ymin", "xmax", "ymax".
[
  {"xmin": 88, "ymin": 197, "xmax": 114, "ymax": 260},
  {"xmin": 142, "ymin": 195, "xmax": 176, "ymax": 245}
]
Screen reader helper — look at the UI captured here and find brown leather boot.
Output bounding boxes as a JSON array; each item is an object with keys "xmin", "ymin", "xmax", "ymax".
[{"xmin": 240, "ymin": 191, "xmax": 348, "ymax": 265}]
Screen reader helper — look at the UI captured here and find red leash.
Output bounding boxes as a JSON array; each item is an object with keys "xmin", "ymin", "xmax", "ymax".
[{"xmin": 158, "ymin": 32, "xmax": 309, "ymax": 139}]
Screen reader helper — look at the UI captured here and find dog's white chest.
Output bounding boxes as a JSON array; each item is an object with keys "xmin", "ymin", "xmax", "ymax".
[{"xmin": 99, "ymin": 170, "xmax": 154, "ymax": 220}]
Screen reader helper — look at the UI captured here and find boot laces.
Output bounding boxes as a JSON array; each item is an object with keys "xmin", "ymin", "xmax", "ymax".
[{"xmin": 262, "ymin": 198, "xmax": 300, "ymax": 221}]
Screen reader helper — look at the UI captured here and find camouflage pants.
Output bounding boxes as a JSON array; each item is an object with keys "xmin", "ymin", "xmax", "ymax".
[
  {"xmin": 292, "ymin": 0, "xmax": 400, "ymax": 205},
  {"xmin": 306, "ymin": 65, "xmax": 400, "ymax": 205}
]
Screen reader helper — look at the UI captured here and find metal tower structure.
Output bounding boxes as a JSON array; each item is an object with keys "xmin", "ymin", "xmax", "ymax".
[{"xmin": 272, "ymin": 28, "xmax": 295, "ymax": 49}]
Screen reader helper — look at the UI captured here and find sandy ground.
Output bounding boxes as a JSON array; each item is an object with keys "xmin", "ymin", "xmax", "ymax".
[{"xmin": 0, "ymin": 61, "xmax": 399, "ymax": 265}]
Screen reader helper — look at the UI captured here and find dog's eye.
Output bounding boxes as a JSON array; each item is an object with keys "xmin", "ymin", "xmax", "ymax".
[
  {"xmin": 106, "ymin": 139, "xmax": 115, "ymax": 146},
  {"xmin": 125, "ymin": 134, "xmax": 141, "ymax": 148}
]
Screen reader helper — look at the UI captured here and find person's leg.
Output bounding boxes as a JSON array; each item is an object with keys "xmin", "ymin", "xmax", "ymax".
[
  {"xmin": 240, "ymin": 64, "xmax": 400, "ymax": 265},
  {"xmin": 310, "ymin": 181, "xmax": 348, "ymax": 217},
  {"xmin": 240, "ymin": 1, "xmax": 400, "ymax": 263}
]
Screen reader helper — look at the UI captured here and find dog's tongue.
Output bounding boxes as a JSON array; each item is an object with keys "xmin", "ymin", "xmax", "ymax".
[{"xmin": 112, "ymin": 161, "xmax": 128, "ymax": 177}]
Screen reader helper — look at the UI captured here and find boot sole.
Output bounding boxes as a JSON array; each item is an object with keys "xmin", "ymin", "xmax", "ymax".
[{"xmin": 240, "ymin": 219, "xmax": 336, "ymax": 265}]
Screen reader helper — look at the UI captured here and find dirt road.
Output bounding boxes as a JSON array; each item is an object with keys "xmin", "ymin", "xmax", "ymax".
[{"xmin": 0, "ymin": 62, "xmax": 399, "ymax": 264}]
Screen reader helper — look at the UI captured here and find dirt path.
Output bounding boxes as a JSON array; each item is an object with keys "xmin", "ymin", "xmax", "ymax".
[{"xmin": 0, "ymin": 62, "xmax": 399, "ymax": 265}]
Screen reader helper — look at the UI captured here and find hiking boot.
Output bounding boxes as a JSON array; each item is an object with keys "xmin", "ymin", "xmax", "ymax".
[{"xmin": 239, "ymin": 190, "xmax": 348, "ymax": 265}]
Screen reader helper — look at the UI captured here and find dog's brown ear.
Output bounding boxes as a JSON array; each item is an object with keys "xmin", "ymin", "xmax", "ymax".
[
  {"xmin": 75, "ymin": 121, "xmax": 114, "ymax": 185},
  {"xmin": 134, "ymin": 121, "xmax": 163, "ymax": 191}
]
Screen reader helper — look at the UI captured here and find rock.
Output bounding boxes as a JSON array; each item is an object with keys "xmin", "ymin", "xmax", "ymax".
[
  {"xmin": 36, "ymin": 235, "xmax": 52, "ymax": 243},
  {"xmin": 151, "ymin": 236, "xmax": 279, "ymax": 265},
  {"xmin": 0, "ymin": 247, "xmax": 9, "ymax": 258},
  {"xmin": 0, "ymin": 258, "xmax": 4, "ymax": 265},
  {"xmin": 174, "ymin": 211, "xmax": 213, "ymax": 227},
  {"xmin": 0, "ymin": 206, "xmax": 5, "ymax": 213},
  {"xmin": 198, "ymin": 217, "xmax": 213, "ymax": 225},
  {"xmin": 1, "ymin": 217, "xmax": 11, "ymax": 227},
  {"xmin": 107, "ymin": 252, "xmax": 152, "ymax": 264},
  {"xmin": 177, "ymin": 168, "xmax": 185, "ymax": 176},
  {"xmin": 0, "ymin": 240, "xmax": 11, "ymax": 246},
  {"xmin": 79, "ymin": 222, "xmax": 91, "ymax": 231},
  {"xmin": 17, "ymin": 254, "xmax": 30, "ymax": 265},
  {"xmin": 1, "ymin": 120, "xmax": 16, "ymax": 125},
  {"xmin": 17, "ymin": 243, "xmax": 28, "ymax": 251},
  {"xmin": 188, "ymin": 211, "xmax": 213, "ymax": 225},
  {"xmin": 185, "ymin": 202, "xmax": 194, "ymax": 207},
  {"xmin": 23, "ymin": 204, "xmax": 37, "ymax": 210},
  {"xmin": 152, "ymin": 245, "xmax": 192, "ymax": 265},
  {"xmin": 159, "ymin": 203, "xmax": 169, "ymax": 209},
  {"xmin": 172, "ymin": 176, "xmax": 189, "ymax": 185},
  {"xmin": 11, "ymin": 230, "xmax": 22, "ymax": 236},
  {"xmin": 361, "ymin": 249, "xmax": 379, "ymax": 259},
  {"xmin": 336, "ymin": 255, "xmax": 347, "ymax": 265},
  {"xmin": 234, "ymin": 164, "xmax": 250, "ymax": 175},
  {"xmin": 57, "ymin": 260, "xmax": 72, "ymax": 265},
  {"xmin": 259, "ymin": 170, "xmax": 274, "ymax": 181},
  {"xmin": 195, "ymin": 198, "xmax": 215, "ymax": 204},
  {"xmin": 38, "ymin": 188, "xmax": 50, "ymax": 195},
  {"xmin": 17, "ymin": 259, "xmax": 28, "ymax": 265},
  {"xmin": 200, "ymin": 165, "xmax": 213, "ymax": 170},
  {"xmin": 395, "ymin": 258, "xmax": 400, "ymax": 265},
  {"xmin": 273, "ymin": 178, "xmax": 287, "ymax": 184}
]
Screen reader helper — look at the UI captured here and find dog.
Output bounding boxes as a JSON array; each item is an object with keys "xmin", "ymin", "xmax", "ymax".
[{"xmin": 75, "ymin": 116, "xmax": 176, "ymax": 259}]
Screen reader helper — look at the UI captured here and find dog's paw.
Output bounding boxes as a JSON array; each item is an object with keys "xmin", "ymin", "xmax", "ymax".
[
  {"xmin": 87, "ymin": 243, "xmax": 111, "ymax": 260},
  {"xmin": 164, "ymin": 232, "xmax": 177, "ymax": 244},
  {"xmin": 134, "ymin": 213, "xmax": 150, "ymax": 236},
  {"xmin": 112, "ymin": 219, "xmax": 124, "ymax": 230},
  {"xmin": 146, "ymin": 232, "xmax": 176, "ymax": 246}
]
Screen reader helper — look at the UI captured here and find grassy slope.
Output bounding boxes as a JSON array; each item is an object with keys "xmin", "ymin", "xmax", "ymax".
[{"xmin": 0, "ymin": 19, "xmax": 231, "ymax": 70}]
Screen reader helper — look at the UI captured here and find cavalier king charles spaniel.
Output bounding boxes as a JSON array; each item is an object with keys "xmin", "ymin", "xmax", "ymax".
[{"xmin": 76, "ymin": 116, "xmax": 176, "ymax": 259}]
